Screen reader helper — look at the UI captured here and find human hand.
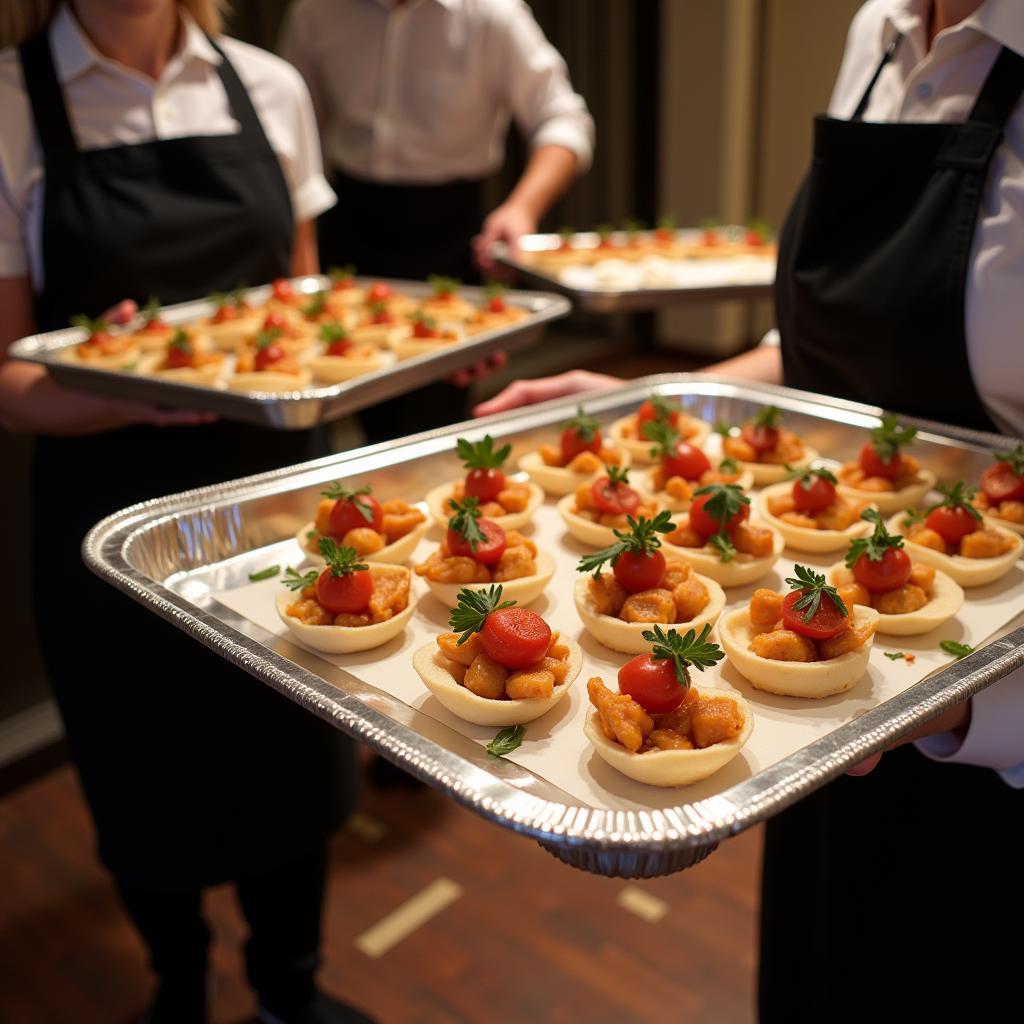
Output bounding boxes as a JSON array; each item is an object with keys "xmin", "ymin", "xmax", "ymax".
[
  {"xmin": 472, "ymin": 369, "xmax": 623, "ymax": 417},
  {"xmin": 473, "ymin": 202, "xmax": 537, "ymax": 275},
  {"xmin": 448, "ymin": 350, "xmax": 508, "ymax": 389},
  {"xmin": 846, "ymin": 700, "xmax": 971, "ymax": 776}
]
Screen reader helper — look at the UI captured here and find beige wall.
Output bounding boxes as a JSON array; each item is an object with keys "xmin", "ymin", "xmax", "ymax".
[{"xmin": 658, "ymin": 0, "xmax": 864, "ymax": 355}]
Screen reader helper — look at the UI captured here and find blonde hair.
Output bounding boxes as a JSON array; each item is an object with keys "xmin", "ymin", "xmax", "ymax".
[{"xmin": 0, "ymin": 1, "xmax": 229, "ymax": 49}]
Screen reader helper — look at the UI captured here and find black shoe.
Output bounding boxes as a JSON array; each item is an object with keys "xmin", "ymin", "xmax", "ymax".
[
  {"xmin": 257, "ymin": 991, "xmax": 376, "ymax": 1024},
  {"xmin": 367, "ymin": 754, "xmax": 425, "ymax": 789}
]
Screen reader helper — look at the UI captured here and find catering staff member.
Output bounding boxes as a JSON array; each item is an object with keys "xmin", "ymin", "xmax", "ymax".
[
  {"xmin": 280, "ymin": 0, "xmax": 594, "ymax": 440},
  {"xmin": 476, "ymin": 2, "xmax": 1023, "ymax": 1017},
  {"xmin": 0, "ymin": 4, "xmax": 365, "ymax": 1023}
]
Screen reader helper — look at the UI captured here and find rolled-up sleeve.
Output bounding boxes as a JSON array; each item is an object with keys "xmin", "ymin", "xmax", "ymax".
[
  {"xmin": 494, "ymin": 0, "xmax": 595, "ymax": 173},
  {"xmin": 915, "ymin": 668, "xmax": 1024, "ymax": 787}
]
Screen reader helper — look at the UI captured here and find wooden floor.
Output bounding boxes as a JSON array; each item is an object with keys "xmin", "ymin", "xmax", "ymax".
[{"xmin": 0, "ymin": 763, "xmax": 761, "ymax": 1024}]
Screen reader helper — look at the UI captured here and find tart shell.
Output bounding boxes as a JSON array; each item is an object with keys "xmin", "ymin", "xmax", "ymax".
[
  {"xmin": 583, "ymin": 687, "xmax": 753, "ymax": 787},
  {"xmin": 412, "ymin": 636, "xmax": 582, "ymax": 727},
  {"xmin": 573, "ymin": 572, "xmax": 726, "ymax": 654},
  {"xmin": 419, "ymin": 550, "xmax": 556, "ymax": 609},
  {"xmin": 227, "ymin": 369, "xmax": 313, "ymax": 393},
  {"xmin": 641, "ymin": 466, "xmax": 755, "ymax": 512},
  {"xmin": 718, "ymin": 606, "xmax": 879, "ymax": 698},
  {"xmin": 308, "ymin": 351, "xmax": 388, "ymax": 383},
  {"xmin": 296, "ymin": 518, "xmax": 430, "ymax": 565},
  {"xmin": 609, "ymin": 415, "xmax": 712, "ymax": 464},
  {"xmin": 518, "ymin": 448, "xmax": 633, "ymax": 497},
  {"xmin": 837, "ymin": 469, "xmax": 936, "ymax": 516},
  {"xmin": 737, "ymin": 446, "xmax": 818, "ymax": 486},
  {"xmin": 389, "ymin": 334, "xmax": 464, "ymax": 360},
  {"xmin": 663, "ymin": 521, "xmax": 785, "ymax": 587},
  {"xmin": 755, "ymin": 483, "xmax": 874, "ymax": 553},
  {"xmin": 426, "ymin": 479, "xmax": 545, "ymax": 531},
  {"xmin": 555, "ymin": 493, "xmax": 680, "ymax": 549}
]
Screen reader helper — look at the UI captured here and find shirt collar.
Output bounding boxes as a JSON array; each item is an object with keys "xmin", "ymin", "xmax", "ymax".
[
  {"xmin": 49, "ymin": 2, "xmax": 221, "ymax": 85},
  {"xmin": 881, "ymin": 0, "xmax": 1024, "ymax": 60}
]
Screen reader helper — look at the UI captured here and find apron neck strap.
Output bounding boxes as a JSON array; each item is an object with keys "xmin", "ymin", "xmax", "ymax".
[
  {"xmin": 205, "ymin": 36, "xmax": 267, "ymax": 142},
  {"xmin": 852, "ymin": 33, "xmax": 902, "ymax": 121},
  {"xmin": 19, "ymin": 32, "xmax": 78, "ymax": 177},
  {"xmin": 968, "ymin": 46, "xmax": 1024, "ymax": 129}
]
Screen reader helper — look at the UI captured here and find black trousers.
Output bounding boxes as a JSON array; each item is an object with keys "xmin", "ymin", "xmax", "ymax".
[{"xmin": 118, "ymin": 844, "xmax": 327, "ymax": 1019}]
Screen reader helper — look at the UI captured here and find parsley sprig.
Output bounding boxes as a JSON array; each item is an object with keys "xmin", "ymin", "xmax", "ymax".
[
  {"xmin": 70, "ymin": 313, "xmax": 108, "ymax": 335},
  {"xmin": 785, "ymin": 565, "xmax": 848, "ymax": 624},
  {"xmin": 870, "ymin": 414, "xmax": 917, "ymax": 461},
  {"xmin": 845, "ymin": 508, "xmax": 903, "ymax": 568},
  {"xmin": 693, "ymin": 483, "xmax": 750, "ymax": 563},
  {"xmin": 318, "ymin": 538, "xmax": 369, "ymax": 578},
  {"xmin": 248, "ymin": 565, "xmax": 280, "ymax": 582},
  {"xmin": 641, "ymin": 623, "xmax": 724, "ymax": 688},
  {"xmin": 486, "ymin": 725, "xmax": 525, "ymax": 757},
  {"xmin": 642, "ymin": 418, "xmax": 680, "ymax": 460},
  {"xmin": 169, "ymin": 328, "xmax": 192, "ymax": 354},
  {"xmin": 429, "ymin": 275, "xmax": 461, "ymax": 297},
  {"xmin": 208, "ymin": 287, "xmax": 245, "ymax": 310},
  {"xmin": 751, "ymin": 405, "xmax": 783, "ymax": 430},
  {"xmin": 564, "ymin": 406, "xmax": 600, "ymax": 444},
  {"xmin": 657, "ymin": 214, "xmax": 676, "ymax": 231},
  {"xmin": 901, "ymin": 508, "xmax": 926, "ymax": 530},
  {"xmin": 282, "ymin": 566, "xmax": 319, "ymax": 591},
  {"xmin": 927, "ymin": 481, "xmax": 982, "ymax": 522},
  {"xmin": 142, "ymin": 296, "xmax": 163, "ymax": 322},
  {"xmin": 321, "ymin": 482, "xmax": 376, "ymax": 524},
  {"xmin": 447, "ymin": 497, "xmax": 487, "ymax": 552},
  {"xmin": 449, "ymin": 585, "xmax": 515, "ymax": 646},
  {"xmin": 714, "ymin": 420, "xmax": 734, "ymax": 438},
  {"xmin": 993, "ymin": 444, "xmax": 1024, "ymax": 477},
  {"xmin": 329, "ymin": 264, "xmax": 357, "ymax": 285},
  {"xmin": 457, "ymin": 435, "xmax": 511, "ymax": 471},
  {"xmin": 319, "ymin": 322, "xmax": 349, "ymax": 344},
  {"xmin": 787, "ymin": 465, "xmax": 838, "ymax": 489},
  {"xmin": 302, "ymin": 292, "xmax": 327, "ymax": 319},
  {"xmin": 411, "ymin": 310, "xmax": 438, "ymax": 330},
  {"xmin": 605, "ymin": 464, "xmax": 631, "ymax": 487},
  {"xmin": 576, "ymin": 510, "xmax": 675, "ymax": 578},
  {"xmin": 940, "ymin": 640, "xmax": 974, "ymax": 659},
  {"xmin": 483, "ymin": 281, "xmax": 508, "ymax": 300},
  {"xmin": 255, "ymin": 325, "xmax": 282, "ymax": 351},
  {"xmin": 719, "ymin": 457, "xmax": 741, "ymax": 475}
]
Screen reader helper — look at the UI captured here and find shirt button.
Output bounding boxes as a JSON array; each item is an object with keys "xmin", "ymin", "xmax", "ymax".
[{"xmin": 916, "ymin": 82, "xmax": 933, "ymax": 100}]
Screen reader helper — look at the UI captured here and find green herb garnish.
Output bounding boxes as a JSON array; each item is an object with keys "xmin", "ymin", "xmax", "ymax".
[
  {"xmin": 169, "ymin": 328, "xmax": 192, "ymax": 354},
  {"xmin": 142, "ymin": 296, "xmax": 162, "ymax": 321},
  {"xmin": 870, "ymin": 414, "xmax": 917, "ymax": 462},
  {"xmin": 642, "ymin": 418, "xmax": 680, "ymax": 461},
  {"xmin": 302, "ymin": 292, "xmax": 327, "ymax": 319},
  {"xmin": 486, "ymin": 725, "xmax": 525, "ymax": 758},
  {"xmin": 641, "ymin": 623, "xmax": 724, "ymax": 688},
  {"xmin": 926, "ymin": 481, "xmax": 983, "ymax": 522},
  {"xmin": 319, "ymin": 322, "xmax": 349, "ymax": 344},
  {"xmin": 576, "ymin": 510, "xmax": 675, "ymax": 578},
  {"xmin": 657, "ymin": 214, "xmax": 676, "ymax": 231},
  {"xmin": 447, "ymin": 497, "xmax": 487, "ymax": 552},
  {"xmin": 457, "ymin": 435, "xmax": 511, "ymax": 471},
  {"xmin": 718, "ymin": 457, "xmax": 740, "ymax": 475},
  {"xmin": 329, "ymin": 264, "xmax": 357, "ymax": 285},
  {"xmin": 845, "ymin": 508, "xmax": 904, "ymax": 568},
  {"xmin": 784, "ymin": 564, "xmax": 849, "ymax": 624},
  {"xmin": 564, "ymin": 406, "xmax": 601, "ymax": 444},
  {"xmin": 449, "ymin": 585, "xmax": 515, "ymax": 646},
  {"xmin": 787, "ymin": 464, "xmax": 838, "ymax": 488},
  {"xmin": 714, "ymin": 420, "xmax": 734, "ymax": 438},
  {"xmin": 884, "ymin": 651, "xmax": 908, "ymax": 661},
  {"xmin": 428, "ymin": 275, "xmax": 461, "ymax": 297},
  {"xmin": 318, "ymin": 538, "xmax": 369, "ymax": 577},
  {"xmin": 901, "ymin": 508, "xmax": 926, "ymax": 530},
  {"xmin": 283, "ymin": 566, "xmax": 319, "ymax": 591},
  {"xmin": 751, "ymin": 405, "xmax": 783, "ymax": 430},
  {"xmin": 993, "ymin": 444, "xmax": 1024, "ymax": 476},
  {"xmin": 255, "ymin": 325, "xmax": 282, "ymax": 351},
  {"xmin": 692, "ymin": 483, "xmax": 750, "ymax": 528},
  {"xmin": 70, "ymin": 313, "xmax": 108, "ymax": 335},
  {"xmin": 940, "ymin": 640, "xmax": 974, "ymax": 659},
  {"xmin": 248, "ymin": 565, "xmax": 280, "ymax": 582},
  {"xmin": 321, "ymin": 482, "xmax": 376, "ymax": 523},
  {"xmin": 708, "ymin": 532, "xmax": 737, "ymax": 562}
]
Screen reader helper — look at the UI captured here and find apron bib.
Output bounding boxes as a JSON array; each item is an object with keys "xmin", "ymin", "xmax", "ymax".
[
  {"xmin": 21, "ymin": 32, "xmax": 355, "ymax": 889},
  {"xmin": 763, "ymin": 37, "xmax": 1024, "ymax": 1018}
]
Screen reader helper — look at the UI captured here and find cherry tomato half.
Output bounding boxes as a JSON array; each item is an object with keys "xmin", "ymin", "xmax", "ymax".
[
  {"xmin": 859, "ymin": 442, "xmax": 902, "ymax": 480},
  {"xmin": 981, "ymin": 462, "xmax": 1024, "ymax": 503},
  {"xmin": 780, "ymin": 590, "xmax": 848, "ymax": 640},
  {"xmin": 366, "ymin": 282, "xmax": 392, "ymax": 304},
  {"xmin": 465, "ymin": 468, "xmax": 506, "ymax": 503},
  {"xmin": 166, "ymin": 344, "xmax": 193, "ymax": 369},
  {"xmin": 662, "ymin": 441, "xmax": 711, "ymax": 482},
  {"xmin": 792, "ymin": 475, "xmax": 836, "ymax": 513},
  {"xmin": 853, "ymin": 548, "xmax": 912, "ymax": 593},
  {"xmin": 481, "ymin": 606, "xmax": 551, "ymax": 669},
  {"xmin": 446, "ymin": 518, "xmax": 507, "ymax": 565},
  {"xmin": 560, "ymin": 426, "xmax": 602, "ymax": 464},
  {"xmin": 613, "ymin": 549, "xmax": 666, "ymax": 594},
  {"xmin": 487, "ymin": 296, "xmax": 507, "ymax": 313},
  {"xmin": 925, "ymin": 506, "xmax": 979, "ymax": 545},
  {"xmin": 688, "ymin": 492, "xmax": 749, "ymax": 538},
  {"xmin": 591, "ymin": 477, "xmax": 641, "ymax": 516},
  {"xmin": 316, "ymin": 567, "xmax": 374, "ymax": 615},
  {"xmin": 413, "ymin": 320, "xmax": 438, "ymax": 339},
  {"xmin": 327, "ymin": 494, "xmax": 383, "ymax": 537},
  {"xmin": 211, "ymin": 304, "xmax": 238, "ymax": 324},
  {"xmin": 370, "ymin": 308, "xmax": 392, "ymax": 325},
  {"xmin": 618, "ymin": 655, "xmax": 698, "ymax": 715},
  {"xmin": 326, "ymin": 338, "xmax": 352, "ymax": 357},
  {"xmin": 263, "ymin": 311, "xmax": 288, "ymax": 333},
  {"xmin": 741, "ymin": 422, "xmax": 779, "ymax": 453},
  {"xmin": 636, "ymin": 400, "xmax": 679, "ymax": 428},
  {"xmin": 271, "ymin": 278, "xmax": 294, "ymax": 303},
  {"xmin": 254, "ymin": 343, "xmax": 286, "ymax": 371}
]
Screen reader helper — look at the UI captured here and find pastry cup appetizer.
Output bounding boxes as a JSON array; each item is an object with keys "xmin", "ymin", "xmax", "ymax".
[
  {"xmin": 574, "ymin": 512, "xmax": 725, "ymax": 653},
  {"xmin": 464, "ymin": 283, "xmax": 527, "ymax": 335},
  {"xmin": 388, "ymin": 311, "xmax": 465, "ymax": 360},
  {"xmin": 350, "ymin": 300, "xmax": 413, "ymax": 348},
  {"xmin": 130, "ymin": 297, "xmax": 178, "ymax": 351},
  {"xmin": 308, "ymin": 323, "xmax": 389, "ymax": 383},
  {"xmin": 63, "ymin": 315, "xmax": 139, "ymax": 369},
  {"xmin": 416, "ymin": 498, "xmax": 554, "ymax": 607},
  {"xmin": 889, "ymin": 484, "xmax": 1023, "ymax": 587},
  {"xmin": 413, "ymin": 585, "xmax": 582, "ymax": 726},
  {"xmin": 641, "ymin": 421, "xmax": 753, "ymax": 511},
  {"xmin": 972, "ymin": 444, "xmax": 1024, "ymax": 536},
  {"xmin": 585, "ymin": 624, "xmax": 753, "ymax": 787},
  {"xmin": 755, "ymin": 468, "xmax": 873, "ymax": 553},
  {"xmin": 835, "ymin": 415, "xmax": 935, "ymax": 514},
  {"xmin": 200, "ymin": 291, "xmax": 263, "ymax": 349},
  {"xmin": 425, "ymin": 435, "xmax": 543, "ymax": 530},
  {"xmin": 519, "ymin": 407, "xmax": 631, "ymax": 496},
  {"xmin": 662, "ymin": 484, "xmax": 783, "ymax": 587},
  {"xmin": 228, "ymin": 326, "xmax": 312, "ymax": 392},
  {"xmin": 719, "ymin": 405, "xmax": 817, "ymax": 485},
  {"xmin": 297, "ymin": 481, "xmax": 428, "ymax": 564},
  {"xmin": 144, "ymin": 328, "xmax": 225, "ymax": 386},
  {"xmin": 324, "ymin": 265, "xmax": 365, "ymax": 312},
  {"xmin": 719, "ymin": 568, "xmax": 879, "ymax": 698},
  {"xmin": 419, "ymin": 276, "xmax": 476, "ymax": 321},
  {"xmin": 556, "ymin": 466, "xmax": 666, "ymax": 548},
  {"xmin": 276, "ymin": 543, "xmax": 417, "ymax": 654},
  {"xmin": 609, "ymin": 394, "xmax": 712, "ymax": 464}
]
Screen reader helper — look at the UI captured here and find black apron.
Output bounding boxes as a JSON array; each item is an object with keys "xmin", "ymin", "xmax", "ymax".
[
  {"xmin": 319, "ymin": 167, "xmax": 483, "ymax": 443},
  {"xmin": 764, "ymin": 37, "xmax": 1024, "ymax": 1019},
  {"xmin": 22, "ymin": 32, "xmax": 355, "ymax": 890}
]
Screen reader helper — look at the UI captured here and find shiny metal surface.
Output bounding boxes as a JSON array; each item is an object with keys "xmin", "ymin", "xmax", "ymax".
[
  {"xmin": 493, "ymin": 234, "xmax": 775, "ymax": 312},
  {"xmin": 9, "ymin": 276, "xmax": 570, "ymax": 429},
  {"xmin": 83, "ymin": 376, "xmax": 1024, "ymax": 877}
]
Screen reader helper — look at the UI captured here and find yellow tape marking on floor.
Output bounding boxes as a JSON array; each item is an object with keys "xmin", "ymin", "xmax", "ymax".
[
  {"xmin": 617, "ymin": 885, "xmax": 668, "ymax": 924},
  {"xmin": 355, "ymin": 878, "xmax": 464, "ymax": 959}
]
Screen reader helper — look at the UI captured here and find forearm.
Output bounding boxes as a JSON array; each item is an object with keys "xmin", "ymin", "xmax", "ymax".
[
  {"xmin": 504, "ymin": 144, "xmax": 577, "ymax": 221},
  {"xmin": 702, "ymin": 343, "xmax": 782, "ymax": 384}
]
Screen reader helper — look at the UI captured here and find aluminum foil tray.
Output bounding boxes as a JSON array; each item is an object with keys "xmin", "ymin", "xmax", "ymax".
[
  {"xmin": 9, "ymin": 275, "xmax": 570, "ymax": 430},
  {"xmin": 494, "ymin": 230, "xmax": 775, "ymax": 312},
  {"xmin": 83, "ymin": 377, "xmax": 1024, "ymax": 878}
]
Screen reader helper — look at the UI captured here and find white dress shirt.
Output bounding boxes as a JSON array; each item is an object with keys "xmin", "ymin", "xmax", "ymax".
[
  {"xmin": 279, "ymin": 0, "xmax": 594, "ymax": 184},
  {"xmin": 831, "ymin": 0, "xmax": 1024, "ymax": 786},
  {"xmin": 0, "ymin": 4, "xmax": 336, "ymax": 292}
]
